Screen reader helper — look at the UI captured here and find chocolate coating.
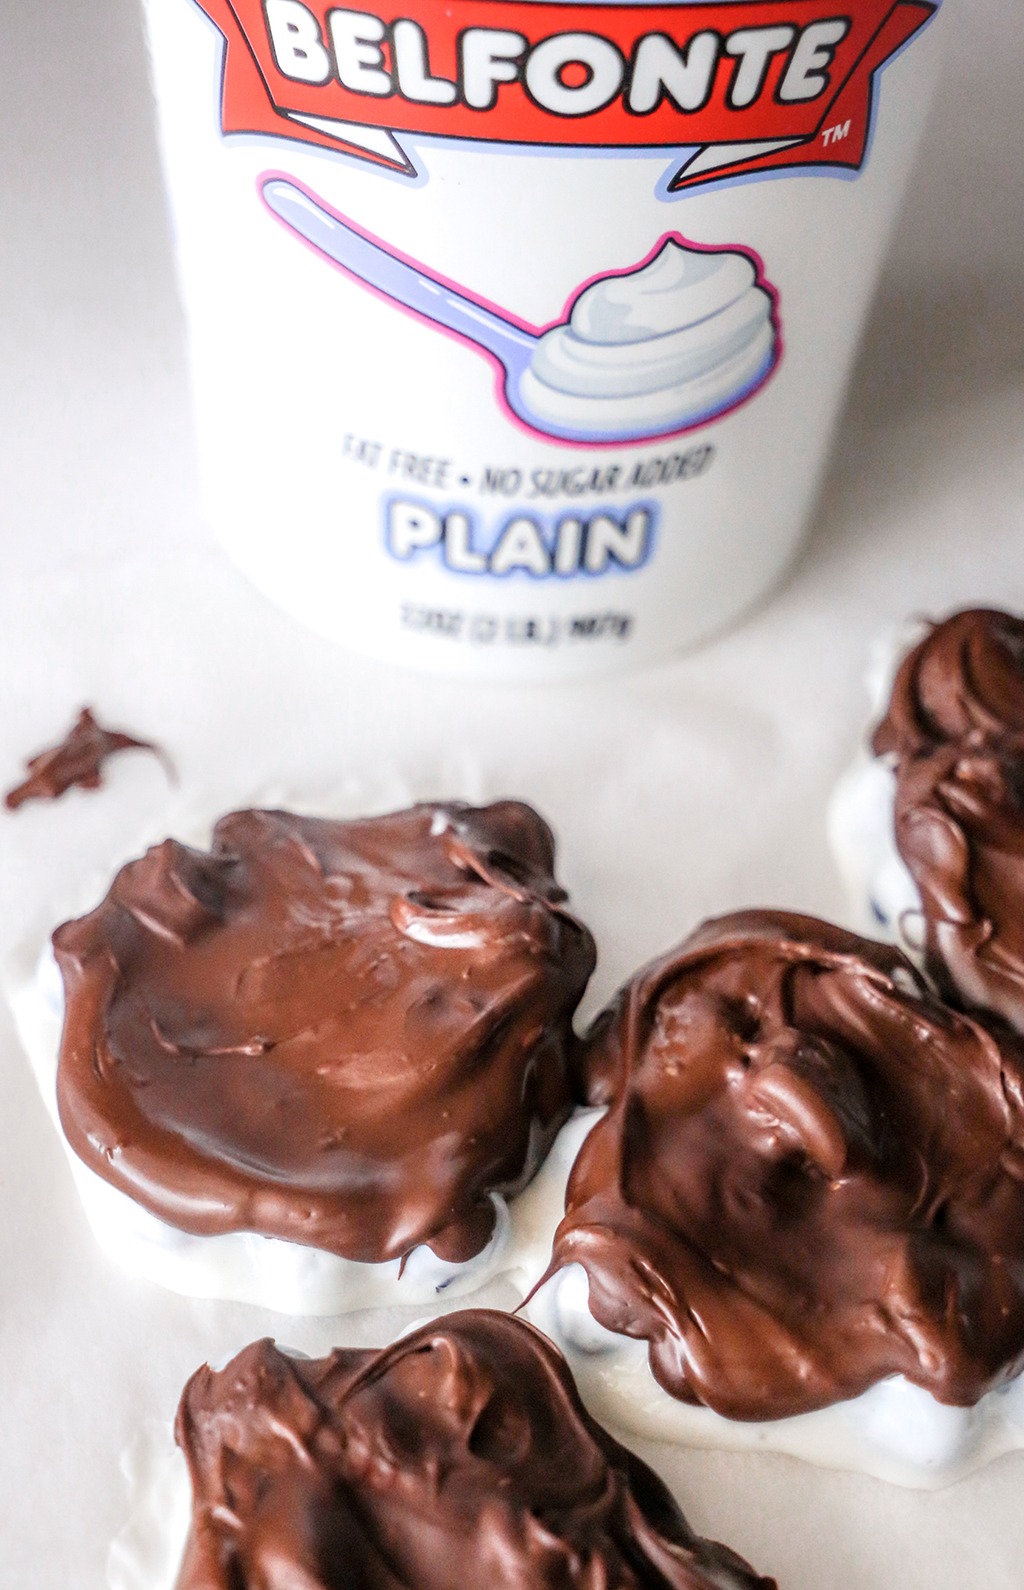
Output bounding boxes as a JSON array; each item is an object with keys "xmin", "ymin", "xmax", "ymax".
[
  {"xmin": 5, "ymin": 706, "xmax": 165, "ymax": 810},
  {"xmin": 873, "ymin": 608, "xmax": 1024, "ymax": 1032},
  {"xmin": 174, "ymin": 1311, "xmax": 775, "ymax": 1590},
  {"xmin": 549, "ymin": 910, "xmax": 1024, "ymax": 1421},
  {"xmin": 53, "ymin": 803, "xmax": 595, "ymax": 1262}
]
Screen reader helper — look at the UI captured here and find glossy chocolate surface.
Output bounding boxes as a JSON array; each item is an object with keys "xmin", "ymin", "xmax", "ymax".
[
  {"xmin": 549, "ymin": 910, "xmax": 1024, "ymax": 1421},
  {"xmin": 174, "ymin": 1311, "xmax": 776, "ymax": 1589},
  {"xmin": 873, "ymin": 608, "xmax": 1024, "ymax": 1032},
  {"xmin": 53, "ymin": 803, "xmax": 595, "ymax": 1262},
  {"xmin": 5, "ymin": 707, "xmax": 163, "ymax": 809}
]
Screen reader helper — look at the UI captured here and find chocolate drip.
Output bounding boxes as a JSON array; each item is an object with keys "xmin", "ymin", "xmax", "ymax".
[
  {"xmin": 174, "ymin": 1312, "xmax": 776, "ymax": 1590},
  {"xmin": 872, "ymin": 607, "xmax": 1024, "ymax": 1033},
  {"xmin": 5, "ymin": 707, "xmax": 166, "ymax": 810},
  {"xmin": 53, "ymin": 803, "xmax": 595, "ymax": 1263},
  {"xmin": 549, "ymin": 911, "xmax": 1024, "ymax": 1421}
]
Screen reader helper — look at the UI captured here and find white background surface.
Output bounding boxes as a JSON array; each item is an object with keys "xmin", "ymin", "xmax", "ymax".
[{"xmin": 1, "ymin": 1, "xmax": 1023, "ymax": 1585}]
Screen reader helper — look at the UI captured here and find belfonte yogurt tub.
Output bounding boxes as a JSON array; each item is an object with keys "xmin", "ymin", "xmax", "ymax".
[{"xmin": 142, "ymin": 0, "xmax": 948, "ymax": 678}]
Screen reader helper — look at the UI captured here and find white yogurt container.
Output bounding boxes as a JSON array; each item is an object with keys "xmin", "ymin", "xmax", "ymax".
[{"xmin": 142, "ymin": 0, "xmax": 947, "ymax": 678}]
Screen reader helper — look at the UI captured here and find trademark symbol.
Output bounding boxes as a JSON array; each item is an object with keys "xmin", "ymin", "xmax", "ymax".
[{"xmin": 821, "ymin": 120, "xmax": 851, "ymax": 148}]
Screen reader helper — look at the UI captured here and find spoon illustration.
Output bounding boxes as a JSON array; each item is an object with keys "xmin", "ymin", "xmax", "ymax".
[{"xmin": 260, "ymin": 177, "xmax": 778, "ymax": 446}]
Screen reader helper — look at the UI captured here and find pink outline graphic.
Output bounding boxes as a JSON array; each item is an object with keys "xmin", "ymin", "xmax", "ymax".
[{"xmin": 259, "ymin": 170, "xmax": 783, "ymax": 449}]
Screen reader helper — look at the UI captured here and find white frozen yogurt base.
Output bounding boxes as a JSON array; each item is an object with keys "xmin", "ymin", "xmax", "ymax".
[
  {"xmin": 523, "ymin": 1264, "xmax": 1024, "ymax": 1490},
  {"xmin": 108, "ymin": 1422, "xmax": 190, "ymax": 1590},
  {"xmin": 7, "ymin": 938, "xmax": 590, "ymax": 1314},
  {"xmin": 517, "ymin": 1093, "xmax": 1024, "ymax": 1488},
  {"xmin": 521, "ymin": 240, "xmax": 776, "ymax": 436},
  {"xmin": 827, "ymin": 623, "xmax": 927, "ymax": 949}
]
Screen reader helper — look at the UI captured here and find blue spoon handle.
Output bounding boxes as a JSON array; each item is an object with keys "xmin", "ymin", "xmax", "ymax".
[{"xmin": 262, "ymin": 179, "xmax": 537, "ymax": 369}]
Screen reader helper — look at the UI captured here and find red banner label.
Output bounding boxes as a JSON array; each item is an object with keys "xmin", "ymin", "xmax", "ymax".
[{"xmin": 195, "ymin": 0, "xmax": 936, "ymax": 185}]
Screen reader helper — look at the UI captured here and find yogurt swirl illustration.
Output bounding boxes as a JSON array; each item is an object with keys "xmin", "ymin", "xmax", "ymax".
[
  {"xmin": 521, "ymin": 241, "xmax": 777, "ymax": 437},
  {"xmin": 262, "ymin": 179, "xmax": 780, "ymax": 444}
]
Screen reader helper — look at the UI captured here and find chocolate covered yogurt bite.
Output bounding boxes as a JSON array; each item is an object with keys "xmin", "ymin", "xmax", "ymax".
[
  {"xmin": 18, "ymin": 801, "xmax": 596, "ymax": 1312},
  {"xmin": 527, "ymin": 910, "xmax": 1024, "ymax": 1484},
  {"xmin": 829, "ymin": 607, "xmax": 1024, "ymax": 1033},
  {"xmin": 110, "ymin": 1311, "xmax": 776, "ymax": 1590}
]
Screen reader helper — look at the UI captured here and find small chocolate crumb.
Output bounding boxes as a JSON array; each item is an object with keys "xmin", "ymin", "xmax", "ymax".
[{"xmin": 5, "ymin": 708, "xmax": 170, "ymax": 811}]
